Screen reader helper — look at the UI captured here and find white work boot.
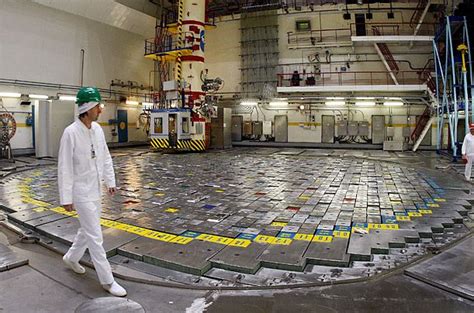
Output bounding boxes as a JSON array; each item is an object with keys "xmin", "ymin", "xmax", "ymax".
[
  {"xmin": 63, "ymin": 255, "xmax": 86, "ymax": 274},
  {"xmin": 103, "ymin": 281, "xmax": 127, "ymax": 297}
]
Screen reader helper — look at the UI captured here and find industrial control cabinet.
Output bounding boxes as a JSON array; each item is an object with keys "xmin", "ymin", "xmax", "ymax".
[
  {"xmin": 231, "ymin": 115, "xmax": 243, "ymax": 141},
  {"xmin": 372, "ymin": 115, "xmax": 385, "ymax": 144},
  {"xmin": 211, "ymin": 107, "xmax": 232, "ymax": 149},
  {"xmin": 322, "ymin": 115, "xmax": 335, "ymax": 143},
  {"xmin": 274, "ymin": 115, "xmax": 288, "ymax": 142}
]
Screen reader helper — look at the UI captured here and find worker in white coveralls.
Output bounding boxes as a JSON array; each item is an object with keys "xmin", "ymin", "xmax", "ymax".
[
  {"xmin": 462, "ymin": 123, "xmax": 474, "ymax": 181},
  {"xmin": 58, "ymin": 87, "xmax": 127, "ymax": 297}
]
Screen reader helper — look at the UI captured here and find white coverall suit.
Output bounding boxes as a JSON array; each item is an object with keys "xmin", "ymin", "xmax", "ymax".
[
  {"xmin": 462, "ymin": 132, "xmax": 474, "ymax": 180},
  {"xmin": 58, "ymin": 120, "xmax": 115, "ymax": 285}
]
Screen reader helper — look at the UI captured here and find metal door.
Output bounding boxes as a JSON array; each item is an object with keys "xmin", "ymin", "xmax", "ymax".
[
  {"xmin": 117, "ymin": 109, "xmax": 128, "ymax": 143},
  {"xmin": 372, "ymin": 115, "xmax": 385, "ymax": 144},
  {"xmin": 231, "ymin": 115, "xmax": 243, "ymax": 141},
  {"xmin": 355, "ymin": 14, "xmax": 366, "ymax": 36},
  {"xmin": 322, "ymin": 115, "xmax": 335, "ymax": 143},
  {"xmin": 274, "ymin": 115, "xmax": 288, "ymax": 142}
]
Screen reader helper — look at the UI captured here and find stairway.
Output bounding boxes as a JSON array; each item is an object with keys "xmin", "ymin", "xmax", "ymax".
[
  {"xmin": 411, "ymin": 106, "xmax": 435, "ymax": 151},
  {"xmin": 372, "ymin": 27, "xmax": 399, "ymax": 73},
  {"xmin": 410, "ymin": 0, "xmax": 429, "ymax": 28}
]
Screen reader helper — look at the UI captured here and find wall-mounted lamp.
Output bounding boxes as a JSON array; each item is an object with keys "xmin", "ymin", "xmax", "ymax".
[
  {"xmin": 366, "ymin": 0, "xmax": 373, "ymax": 19},
  {"xmin": 343, "ymin": 1, "xmax": 351, "ymax": 20},
  {"xmin": 387, "ymin": 0, "xmax": 394, "ymax": 19}
]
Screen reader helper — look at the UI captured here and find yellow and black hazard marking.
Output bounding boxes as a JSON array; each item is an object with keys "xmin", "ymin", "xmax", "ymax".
[{"xmin": 149, "ymin": 138, "xmax": 205, "ymax": 151}]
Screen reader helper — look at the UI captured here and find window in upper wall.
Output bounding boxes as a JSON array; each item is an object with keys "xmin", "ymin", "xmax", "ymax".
[
  {"xmin": 296, "ymin": 20, "xmax": 311, "ymax": 32},
  {"xmin": 182, "ymin": 117, "xmax": 189, "ymax": 133},
  {"xmin": 154, "ymin": 117, "xmax": 163, "ymax": 134}
]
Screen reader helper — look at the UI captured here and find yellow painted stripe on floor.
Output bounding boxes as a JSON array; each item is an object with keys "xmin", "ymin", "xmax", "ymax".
[
  {"xmin": 396, "ymin": 216, "xmax": 411, "ymax": 221},
  {"xmin": 294, "ymin": 233, "xmax": 313, "ymax": 241},
  {"xmin": 228, "ymin": 238, "xmax": 252, "ymax": 248},
  {"xmin": 272, "ymin": 238, "xmax": 292, "ymax": 245},
  {"xmin": 419, "ymin": 209, "xmax": 433, "ymax": 214},
  {"xmin": 333, "ymin": 231, "xmax": 350, "ymax": 238},
  {"xmin": 271, "ymin": 222, "xmax": 287, "ymax": 227},
  {"xmin": 254, "ymin": 235, "xmax": 276, "ymax": 244},
  {"xmin": 408, "ymin": 212, "xmax": 423, "ymax": 217},
  {"xmin": 427, "ymin": 203, "xmax": 439, "ymax": 207},
  {"xmin": 368, "ymin": 223, "xmax": 399, "ymax": 230},
  {"xmin": 169, "ymin": 236, "xmax": 193, "ymax": 245},
  {"xmin": 312, "ymin": 235, "xmax": 333, "ymax": 243}
]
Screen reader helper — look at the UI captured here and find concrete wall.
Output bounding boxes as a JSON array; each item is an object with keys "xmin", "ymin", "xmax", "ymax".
[
  {"xmin": 0, "ymin": 0, "xmax": 152, "ymax": 151},
  {"xmin": 205, "ymin": 2, "xmax": 440, "ymax": 146}
]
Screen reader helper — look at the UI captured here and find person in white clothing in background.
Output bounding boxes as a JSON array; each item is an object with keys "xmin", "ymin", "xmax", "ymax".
[
  {"xmin": 462, "ymin": 123, "xmax": 474, "ymax": 181},
  {"xmin": 58, "ymin": 87, "xmax": 127, "ymax": 297}
]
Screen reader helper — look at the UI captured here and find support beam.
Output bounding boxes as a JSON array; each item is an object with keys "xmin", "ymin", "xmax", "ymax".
[
  {"xmin": 413, "ymin": 116, "xmax": 435, "ymax": 151},
  {"xmin": 374, "ymin": 43, "xmax": 398, "ymax": 85}
]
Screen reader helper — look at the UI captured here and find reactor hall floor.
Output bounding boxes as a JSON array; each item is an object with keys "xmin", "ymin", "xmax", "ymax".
[{"xmin": 0, "ymin": 147, "xmax": 473, "ymax": 302}]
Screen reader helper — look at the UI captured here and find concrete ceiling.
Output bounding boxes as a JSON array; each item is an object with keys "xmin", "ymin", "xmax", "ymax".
[{"xmin": 31, "ymin": 0, "xmax": 157, "ymax": 38}]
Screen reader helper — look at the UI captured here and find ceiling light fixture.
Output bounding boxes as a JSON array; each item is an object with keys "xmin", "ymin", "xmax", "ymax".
[
  {"xmin": 29, "ymin": 94, "xmax": 49, "ymax": 99},
  {"xmin": 59, "ymin": 95, "xmax": 76, "ymax": 101},
  {"xmin": 355, "ymin": 101, "xmax": 376, "ymax": 106},
  {"xmin": 0, "ymin": 92, "xmax": 21, "ymax": 98},
  {"xmin": 383, "ymin": 101, "xmax": 404, "ymax": 106},
  {"xmin": 325, "ymin": 101, "xmax": 345, "ymax": 106}
]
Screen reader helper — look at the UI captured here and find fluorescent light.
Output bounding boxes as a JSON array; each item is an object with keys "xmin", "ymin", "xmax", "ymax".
[
  {"xmin": 355, "ymin": 97, "xmax": 375, "ymax": 100},
  {"xmin": 269, "ymin": 101, "xmax": 288, "ymax": 106},
  {"xmin": 384, "ymin": 97, "xmax": 402, "ymax": 100},
  {"xmin": 355, "ymin": 101, "xmax": 376, "ymax": 106},
  {"xmin": 0, "ymin": 92, "xmax": 21, "ymax": 98},
  {"xmin": 126, "ymin": 100, "xmax": 139, "ymax": 105},
  {"xmin": 29, "ymin": 94, "xmax": 48, "ymax": 99},
  {"xmin": 383, "ymin": 101, "xmax": 404, "ymax": 106},
  {"xmin": 326, "ymin": 97, "xmax": 344, "ymax": 100},
  {"xmin": 240, "ymin": 101, "xmax": 258, "ymax": 106},
  {"xmin": 59, "ymin": 95, "xmax": 76, "ymax": 101},
  {"xmin": 142, "ymin": 102, "xmax": 153, "ymax": 106},
  {"xmin": 325, "ymin": 101, "xmax": 345, "ymax": 106}
]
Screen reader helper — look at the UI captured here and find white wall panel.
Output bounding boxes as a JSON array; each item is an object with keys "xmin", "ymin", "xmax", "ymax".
[{"xmin": 0, "ymin": 0, "xmax": 153, "ymax": 89}]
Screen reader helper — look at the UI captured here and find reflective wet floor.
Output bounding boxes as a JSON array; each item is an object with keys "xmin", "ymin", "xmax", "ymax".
[{"xmin": 0, "ymin": 148, "xmax": 473, "ymax": 286}]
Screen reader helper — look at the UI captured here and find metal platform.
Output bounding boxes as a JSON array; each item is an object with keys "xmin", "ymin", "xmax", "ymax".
[{"xmin": 0, "ymin": 147, "xmax": 472, "ymax": 291}]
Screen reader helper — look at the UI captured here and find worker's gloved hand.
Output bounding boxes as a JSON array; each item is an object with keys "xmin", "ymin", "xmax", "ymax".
[
  {"xmin": 63, "ymin": 204, "xmax": 74, "ymax": 212},
  {"xmin": 107, "ymin": 187, "xmax": 117, "ymax": 196}
]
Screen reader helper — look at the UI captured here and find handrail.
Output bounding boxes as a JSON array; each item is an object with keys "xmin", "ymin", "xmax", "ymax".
[
  {"xmin": 276, "ymin": 70, "xmax": 426, "ymax": 87},
  {"xmin": 350, "ymin": 22, "xmax": 437, "ymax": 36},
  {"xmin": 287, "ymin": 27, "xmax": 352, "ymax": 45},
  {"xmin": 144, "ymin": 31, "xmax": 195, "ymax": 55}
]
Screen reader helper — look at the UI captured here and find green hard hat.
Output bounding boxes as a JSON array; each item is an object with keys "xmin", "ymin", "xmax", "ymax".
[{"xmin": 76, "ymin": 87, "xmax": 101, "ymax": 104}]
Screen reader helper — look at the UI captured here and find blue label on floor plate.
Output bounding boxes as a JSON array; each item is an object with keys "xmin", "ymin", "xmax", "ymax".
[
  {"xmin": 334, "ymin": 225, "xmax": 351, "ymax": 232},
  {"xmin": 415, "ymin": 203, "xmax": 427, "ymax": 209},
  {"xmin": 382, "ymin": 216, "xmax": 398, "ymax": 224},
  {"xmin": 352, "ymin": 222, "xmax": 368, "ymax": 228},
  {"xmin": 202, "ymin": 204, "xmax": 216, "ymax": 210},
  {"xmin": 315, "ymin": 229, "xmax": 333, "ymax": 236},
  {"xmin": 237, "ymin": 233, "xmax": 257, "ymax": 240},
  {"xmin": 395, "ymin": 212, "xmax": 408, "ymax": 216},
  {"xmin": 277, "ymin": 232, "xmax": 296, "ymax": 239},
  {"xmin": 181, "ymin": 231, "xmax": 201, "ymax": 238},
  {"xmin": 423, "ymin": 198, "xmax": 435, "ymax": 203}
]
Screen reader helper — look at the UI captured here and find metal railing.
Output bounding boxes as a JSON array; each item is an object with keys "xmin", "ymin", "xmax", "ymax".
[
  {"xmin": 144, "ymin": 32, "xmax": 195, "ymax": 56},
  {"xmin": 277, "ymin": 70, "xmax": 426, "ymax": 87},
  {"xmin": 350, "ymin": 22, "xmax": 437, "ymax": 37},
  {"xmin": 287, "ymin": 28, "xmax": 352, "ymax": 46}
]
